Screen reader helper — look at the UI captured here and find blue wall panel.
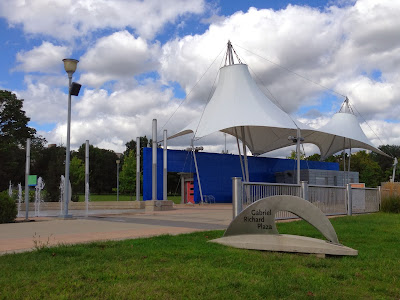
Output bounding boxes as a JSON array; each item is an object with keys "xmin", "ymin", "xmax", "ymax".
[{"xmin": 143, "ymin": 148, "xmax": 339, "ymax": 203}]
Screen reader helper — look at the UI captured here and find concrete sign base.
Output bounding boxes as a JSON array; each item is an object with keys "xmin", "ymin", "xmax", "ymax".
[
  {"xmin": 211, "ymin": 195, "xmax": 357, "ymax": 257},
  {"xmin": 211, "ymin": 234, "xmax": 357, "ymax": 256}
]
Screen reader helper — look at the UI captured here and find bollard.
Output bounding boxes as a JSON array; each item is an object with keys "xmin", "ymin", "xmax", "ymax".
[
  {"xmin": 301, "ymin": 181, "xmax": 308, "ymax": 201},
  {"xmin": 232, "ymin": 177, "xmax": 242, "ymax": 219},
  {"xmin": 346, "ymin": 184, "xmax": 352, "ymax": 216}
]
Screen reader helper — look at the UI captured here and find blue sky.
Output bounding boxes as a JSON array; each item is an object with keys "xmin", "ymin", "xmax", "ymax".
[{"xmin": 0, "ymin": 0, "xmax": 399, "ymax": 156}]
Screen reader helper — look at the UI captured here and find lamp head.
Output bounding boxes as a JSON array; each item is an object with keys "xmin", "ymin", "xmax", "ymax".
[
  {"xmin": 63, "ymin": 58, "xmax": 79, "ymax": 74},
  {"xmin": 116, "ymin": 160, "xmax": 120, "ymax": 165}
]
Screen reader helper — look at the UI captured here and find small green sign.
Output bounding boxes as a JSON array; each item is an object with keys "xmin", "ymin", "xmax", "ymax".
[{"xmin": 28, "ymin": 175, "xmax": 37, "ymax": 186}]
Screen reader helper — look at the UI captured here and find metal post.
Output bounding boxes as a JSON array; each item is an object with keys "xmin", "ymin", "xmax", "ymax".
[
  {"xmin": 392, "ymin": 158, "xmax": 398, "ymax": 183},
  {"xmin": 136, "ymin": 137, "xmax": 140, "ymax": 201},
  {"xmin": 24, "ymin": 138, "xmax": 31, "ymax": 220},
  {"xmin": 301, "ymin": 181, "xmax": 308, "ymax": 201},
  {"xmin": 346, "ymin": 183, "xmax": 352, "ymax": 216},
  {"xmin": 116, "ymin": 160, "xmax": 120, "ymax": 201},
  {"xmin": 64, "ymin": 74, "xmax": 72, "ymax": 218},
  {"xmin": 163, "ymin": 130, "xmax": 167, "ymax": 201},
  {"xmin": 85, "ymin": 140, "xmax": 89, "ymax": 201},
  {"xmin": 232, "ymin": 177, "xmax": 242, "ymax": 219},
  {"xmin": 378, "ymin": 186, "xmax": 382, "ymax": 210},
  {"xmin": 152, "ymin": 119, "xmax": 157, "ymax": 200},
  {"xmin": 241, "ymin": 127, "xmax": 250, "ymax": 182},
  {"xmin": 192, "ymin": 139, "xmax": 204, "ymax": 204},
  {"xmin": 296, "ymin": 128, "xmax": 301, "ymax": 185},
  {"xmin": 180, "ymin": 176, "xmax": 185, "ymax": 204}
]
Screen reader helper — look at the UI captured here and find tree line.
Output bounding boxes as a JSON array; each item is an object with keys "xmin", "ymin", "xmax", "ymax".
[
  {"xmin": 0, "ymin": 90, "xmax": 151, "ymax": 201},
  {"xmin": 1, "ymin": 90, "xmax": 399, "ymax": 201}
]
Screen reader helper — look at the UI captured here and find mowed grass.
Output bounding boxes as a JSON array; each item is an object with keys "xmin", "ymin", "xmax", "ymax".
[
  {"xmin": 77, "ymin": 194, "xmax": 182, "ymax": 204},
  {"xmin": 1, "ymin": 213, "xmax": 400, "ymax": 299}
]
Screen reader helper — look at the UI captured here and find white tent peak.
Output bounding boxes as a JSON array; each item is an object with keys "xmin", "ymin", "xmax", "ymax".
[
  {"xmin": 303, "ymin": 98, "xmax": 390, "ymax": 159},
  {"xmin": 338, "ymin": 97, "xmax": 354, "ymax": 114},
  {"xmin": 169, "ymin": 62, "xmax": 314, "ymax": 156}
]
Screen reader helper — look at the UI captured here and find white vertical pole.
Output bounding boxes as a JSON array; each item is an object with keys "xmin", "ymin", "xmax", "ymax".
[
  {"xmin": 296, "ymin": 128, "xmax": 301, "ymax": 185},
  {"xmin": 241, "ymin": 127, "xmax": 249, "ymax": 182},
  {"xmin": 85, "ymin": 140, "xmax": 89, "ymax": 201},
  {"xmin": 116, "ymin": 161, "xmax": 119, "ymax": 201},
  {"xmin": 232, "ymin": 177, "xmax": 242, "ymax": 219},
  {"xmin": 136, "ymin": 137, "xmax": 140, "ymax": 201},
  {"xmin": 192, "ymin": 139, "xmax": 204, "ymax": 204},
  {"xmin": 392, "ymin": 158, "xmax": 398, "ymax": 183},
  {"xmin": 24, "ymin": 138, "xmax": 31, "ymax": 220},
  {"xmin": 152, "ymin": 119, "xmax": 157, "ymax": 200},
  {"xmin": 64, "ymin": 74, "xmax": 72, "ymax": 218},
  {"xmin": 163, "ymin": 130, "xmax": 167, "ymax": 201},
  {"xmin": 346, "ymin": 183, "xmax": 352, "ymax": 216}
]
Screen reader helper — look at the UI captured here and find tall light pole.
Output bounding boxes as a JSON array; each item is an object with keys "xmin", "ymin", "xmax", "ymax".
[
  {"xmin": 116, "ymin": 160, "xmax": 120, "ymax": 201},
  {"xmin": 62, "ymin": 58, "xmax": 79, "ymax": 218}
]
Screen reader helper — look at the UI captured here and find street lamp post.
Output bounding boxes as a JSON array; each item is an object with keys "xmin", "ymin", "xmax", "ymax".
[
  {"xmin": 116, "ymin": 160, "xmax": 120, "ymax": 201},
  {"xmin": 62, "ymin": 58, "xmax": 79, "ymax": 218}
]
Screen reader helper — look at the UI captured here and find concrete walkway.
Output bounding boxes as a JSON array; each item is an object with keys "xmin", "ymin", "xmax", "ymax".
[{"xmin": 0, "ymin": 204, "xmax": 233, "ymax": 255}]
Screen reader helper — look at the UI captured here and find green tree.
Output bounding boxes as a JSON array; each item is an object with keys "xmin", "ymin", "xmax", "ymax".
[
  {"xmin": 0, "ymin": 90, "xmax": 45, "ymax": 191},
  {"xmin": 32, "ymin": 145, "xmax": 65, "ymax": 202},
  {"xmin": 371, "ymin": 145, "xmax": 400, "ymax": 182},
  {"xmin": 76, "ymin": 144, "xmax": 118, "ymax": 194},
  {"xmin": 350, "ymin": 151, "xmax": 383, "ymax": 187},
  {"xmin": 70, "ymin": 156, "xmax": 85, "ymax": 201},
  {"xmin": 119, "ymin": 150, "xmax": 137, "ymax": 198},
  {"xmin": 286, "ymin": 150, "xmax": 305, "ymax": 160}
]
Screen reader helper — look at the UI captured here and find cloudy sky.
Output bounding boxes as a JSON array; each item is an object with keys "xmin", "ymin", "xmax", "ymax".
[{"xmin": 0, "ymin": 0, "xmax": 399, "ymax": 157}]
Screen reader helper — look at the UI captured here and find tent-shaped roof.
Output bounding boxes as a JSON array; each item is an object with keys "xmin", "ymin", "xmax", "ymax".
[
  {"xmin": 302, "ymin": 99, "xmax": 389, "ymax": 159},
  {"xmin": 170, "ymin": 63, "xmax": 315, "ymax": 156}
]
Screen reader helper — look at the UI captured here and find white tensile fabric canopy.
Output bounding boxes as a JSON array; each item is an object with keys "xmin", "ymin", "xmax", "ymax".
[
  {"xmin": 169, "ymin": 62, "xmax": 389, "ymax": 159},
  {"xmin": 169, "ymin": 63, "xmax": 314, "ymax": 156},
  {"xmin": 302, "ymin": 101, "xmax": 390, "ymax": 159}
]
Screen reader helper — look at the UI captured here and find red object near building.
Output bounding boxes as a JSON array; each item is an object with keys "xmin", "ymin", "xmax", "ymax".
[{"xmin": 186, "ymin": 181, "xmax": 194, "ymax": 203}]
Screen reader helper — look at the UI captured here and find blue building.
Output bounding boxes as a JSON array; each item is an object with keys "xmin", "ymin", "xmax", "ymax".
[{"xmin": 143, "ymin": 148, "xmax": 339, "ymax": 203}]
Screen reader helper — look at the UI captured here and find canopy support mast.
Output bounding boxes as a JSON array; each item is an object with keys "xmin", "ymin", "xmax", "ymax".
[
  {"xmin": 191, "ymin": 139, "xmax": 204, "ymax": 204},
  {"xmin": 392, "ymin": 158, "xmax": 398, "ymax": 182},
  {"xmin": 241, "ymin": 127, "xmax": 250, "ymax": 182}
]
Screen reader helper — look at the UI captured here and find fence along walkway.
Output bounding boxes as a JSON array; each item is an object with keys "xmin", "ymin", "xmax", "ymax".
[{"xmin": 237, "ymin": 179, "xmax": 380, "ymax": 220}]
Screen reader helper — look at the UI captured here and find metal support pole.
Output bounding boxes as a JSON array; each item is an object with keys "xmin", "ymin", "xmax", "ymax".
[
  {"xmin": 24, "ymin": 138, "xmax": 31, "ymax": 220},
  {"xmin": 180, "ymin": 176, "xmax": 185, "ymax": 204},
  {"xmin": 378, "ymin": 186, "xmax": 382, "ymax": 210},
  {"xmin": 163, "ymin": 130, "xmax": 167, "ymax": 201},
  {"xmin": 85, "ymin": 140, "xmax": 89, "ymax": 200},
  {"xmin": 296, "ymin": 128, "xmax": 301, "ymax": 185},
  {"xmin": 136, "ymin": 137, "xmax": 140, "ymax": 201},
  {"xmin": 63, "ymin": 74, "xmax": 72, "ymax": 218},
  {"xmin": 232, "ymin": 177, "xmax": 242, "ymax": 219},
  {"xmin": 346, "ymin": 183, "xmax": 352, "ymax": 216},
  {"xmin": 152, "ymin": 119, "xmax": 157, "ymax": 200},
  {"xmin": 241, "ymin": 127, "xmax": 249, "ymax": 182},
  {"xmin": 116, "ymin": 161, "xmax": 120, "ymax": 201},
  {"xmin": 392, "ymin": 158, "xmax": 398, "ymax": 183},
  {"xmin": 192, "ymin": 142, "xmax": 204, "ymax": 204},
  {"xmin": 301, "ymin": 181, "xmax": 308, "ymax": 201}
]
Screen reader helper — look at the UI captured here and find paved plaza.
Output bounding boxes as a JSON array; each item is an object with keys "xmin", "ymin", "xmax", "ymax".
[{"xmin": 0, "ymin": 204, "xmax": 233, "ymax": 255}]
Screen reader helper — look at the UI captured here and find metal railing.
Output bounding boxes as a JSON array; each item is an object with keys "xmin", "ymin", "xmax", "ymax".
[
  {"xmin": 233, "ymin": 177, "xmax": 381, "ymax": 219},
  {"xmin": 308, "ymin": 184, "xmax": 347, "ymax": 216},
  {"xmin": 242, "ymin": 182, "xmax": 301, "ymax": 219}
]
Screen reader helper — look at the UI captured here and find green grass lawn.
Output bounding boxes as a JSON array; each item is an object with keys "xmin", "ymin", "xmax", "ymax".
[
  {"xmin": 77, "ymin": 194, "xmax": 182, "ymax": 204},
  {"xmin": 1, "ymin": 213, "xmax": 400, "ymax": 299}
]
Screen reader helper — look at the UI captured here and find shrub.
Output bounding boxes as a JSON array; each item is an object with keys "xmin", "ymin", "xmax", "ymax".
[
  {"xmin": 381, "ymin": 195, "xmax": 400, "ymax": 213},
  {"xmin": 0, "ymin": 191, "xmax": 17, "ymax": 223},
  {"xmin": 381, "ymin": 182, "xmax": 400, "ymax": 213}
]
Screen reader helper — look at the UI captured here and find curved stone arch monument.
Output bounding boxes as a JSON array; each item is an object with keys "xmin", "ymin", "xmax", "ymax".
[{"xmin": 211, "ymin": 195, "xmax": 357, "ymax": 256}]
